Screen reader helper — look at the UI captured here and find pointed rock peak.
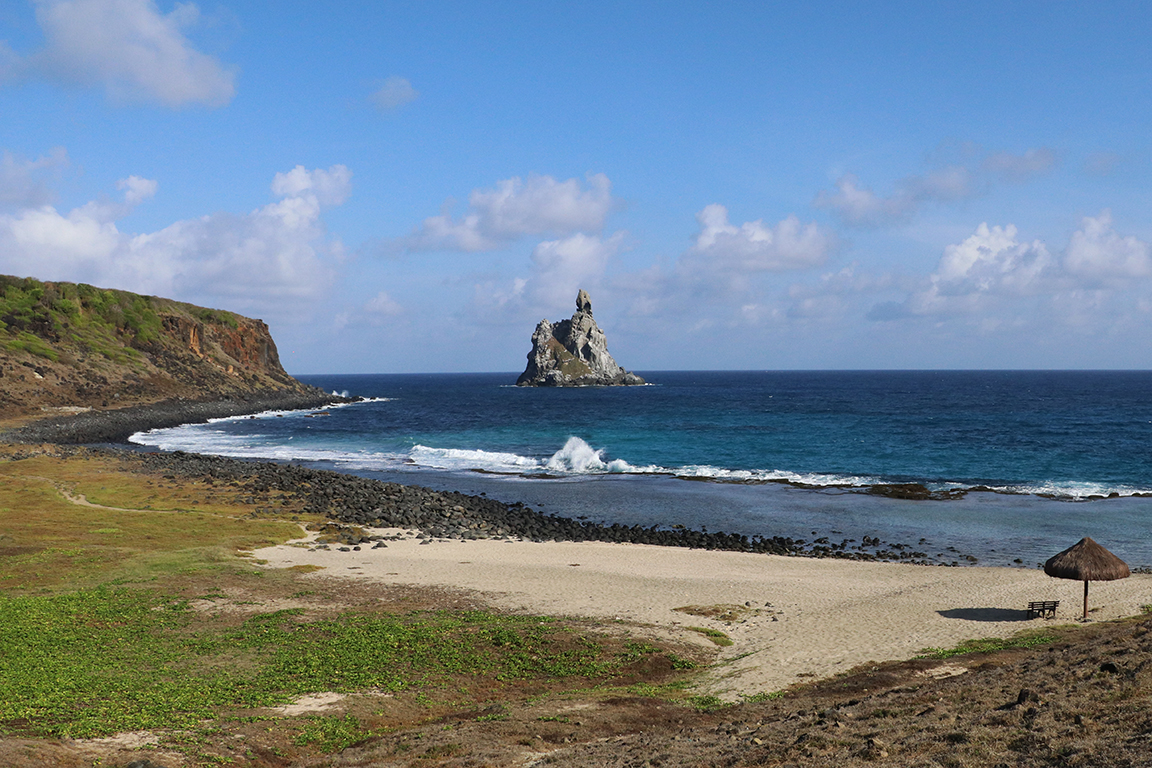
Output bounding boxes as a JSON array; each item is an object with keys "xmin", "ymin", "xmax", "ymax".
[
  {"xmin": 576, "ymin": 288, "xmax": 592, "ymax": 314},
  {"xmin": 516, "ymin": 290, "xmax": 644, "ymax": 387}
]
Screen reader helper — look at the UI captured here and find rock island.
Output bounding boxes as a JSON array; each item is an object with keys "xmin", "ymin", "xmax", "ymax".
[{"xmin": 516, "ymin": 289, "xmax": 645, "ymax": 387}]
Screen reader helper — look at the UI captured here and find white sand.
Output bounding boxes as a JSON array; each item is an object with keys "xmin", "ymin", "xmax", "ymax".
[{"xmin": 254, "ymin": 531, "xmax": 1152, "ymax": 699}]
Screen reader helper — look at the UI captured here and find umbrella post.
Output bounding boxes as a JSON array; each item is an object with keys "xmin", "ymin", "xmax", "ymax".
[{"xmin": 1083, "ymin": 580, "xmax": 1090, "ymax": 621}]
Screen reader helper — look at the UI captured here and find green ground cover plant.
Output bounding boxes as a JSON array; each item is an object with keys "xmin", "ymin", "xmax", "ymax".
[
  {"xmin": 918, "ymin": 631, "xmax": 1056, "ymax": 659},
  {"xmin": 0, "ymin": 451, "xmax": 707, "ymax": 764},
  {"xmin": 0, "ymin": 276, "xmax": 165, "ymax": 352},
  {"xmin": 686, "ymin": 625, "xmax": 734, "ymax": 646},
  {"xmin": 293, "ymin": 714, "xmax": 370, "ymax": 752},
  {"xmin": 0, "ymin": 587, "xmax": 672, "ymax": 739}
]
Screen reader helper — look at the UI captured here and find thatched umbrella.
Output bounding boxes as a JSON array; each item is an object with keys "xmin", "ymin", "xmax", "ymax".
[{"xmin": 1044, "ymin": 537, "xmax": 1130, "ymax": 620}]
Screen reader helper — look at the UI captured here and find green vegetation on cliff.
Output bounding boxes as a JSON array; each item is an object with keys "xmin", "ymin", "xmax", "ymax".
[
  {"xmin": 0, "ymin": 275, "xmax": 237, "ymax": 363},
  {"xmin": 0, "ymin": 274, "xmax": 307, "ymax": 419}
]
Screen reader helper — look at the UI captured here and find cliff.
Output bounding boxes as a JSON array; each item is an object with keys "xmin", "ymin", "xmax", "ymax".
[
  {"xmin": 516, "ymin": 289, "xmax": 645, "ymax": 387},
  {"xmin": 0, "ymin": 274, "xmax": 323, "ymax": 421}
]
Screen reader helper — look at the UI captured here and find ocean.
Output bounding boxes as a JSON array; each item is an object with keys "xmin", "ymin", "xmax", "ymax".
[{"xmin": 129, "ymin": 371, "xmax": 1152, "ymax": 568}]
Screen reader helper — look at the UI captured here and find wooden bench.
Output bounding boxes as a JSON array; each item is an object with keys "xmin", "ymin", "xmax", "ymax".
[{"xmin": 1027, "ymin": 600, "xmax": 1059, "ymax": 619}]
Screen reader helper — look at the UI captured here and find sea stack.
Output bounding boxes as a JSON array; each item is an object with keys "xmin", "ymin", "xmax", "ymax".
[{"xmin": 516, "ymin": 289, "xmax": 645, "ymax": 387}]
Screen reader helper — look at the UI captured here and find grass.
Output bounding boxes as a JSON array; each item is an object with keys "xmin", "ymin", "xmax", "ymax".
[
  {"xmin": 0, "ymin": 449, "xmax": 702, "ymax": 748},
  {"xmin": 918, "ymin": 631, "xmax": 1056, "ymax": 659},
  {"xmin": 673, "ymin": 603, "xmax": 753, "ymax": 623},
  {"xmin": 0, "ymin": 453, "xmax": 305, "ymax": 591},
  {"xmin": 686, "ymin": 626, "xmax": 734, "ymax": 647}
]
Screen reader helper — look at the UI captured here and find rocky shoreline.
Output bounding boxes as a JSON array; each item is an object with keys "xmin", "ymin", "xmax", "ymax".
[
  {"xmin": 111, "ymin": 448, "xmax": 868, "ymax": 558},
  {"xmin": 9, "ymin": 443, "xmax": 933, "ymax": 563},
  {"xmin": 0, "ymin": 389, "xmax": 352, "ymax": 444},
  {"xmin": 0, "ymin": 393, "xmax": 955, "ymax": 563}
]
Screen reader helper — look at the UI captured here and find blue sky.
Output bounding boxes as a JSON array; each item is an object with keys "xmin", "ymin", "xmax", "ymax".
[{"xmin": 2, "ymin": 1, "xmax": 1151, "ymax": 373}]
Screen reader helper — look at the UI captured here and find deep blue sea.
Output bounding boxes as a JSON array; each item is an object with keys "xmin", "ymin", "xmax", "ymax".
[{"xmin": 129, "ymin": 371, "xmax": 1152, "ymax": 568}]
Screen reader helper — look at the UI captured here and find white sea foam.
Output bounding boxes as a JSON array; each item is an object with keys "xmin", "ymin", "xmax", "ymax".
[
  {"xmin": 409, "ymin": 445, "xmax": 542, "ymax": 473},
  {"xmin": 984, "ymin": 480, "xmax": 1145, "ymax": 501},
  {"xmin": 129, "ymin": 420, "xmax": 1148, "ymax": 501},
  {"xmin": 129, "ymin": 397, "xmax": 393, "ymax": 443},
  {"xmin": 670, "ymin": 464, "xmax": 872, "ymax": 487},
  {"xmin": 545, "ymin": 436, "xmax": 640, "ymax": 473}
]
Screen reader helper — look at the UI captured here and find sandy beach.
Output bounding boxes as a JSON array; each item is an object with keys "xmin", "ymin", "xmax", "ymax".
[{"xmin": 255, "ymin": 531, "xmax": 1152, "ymax": 699}]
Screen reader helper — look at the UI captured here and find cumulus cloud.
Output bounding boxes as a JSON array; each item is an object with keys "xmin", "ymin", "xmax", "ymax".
[
  {"xmin": 815, "ymin": 148, "xmax": 1057, "ymax": 228},
  {"xmin": 0, "ymin": 147, "xmax": 69, "ymax": 209},
  {"xmin": 867, "ymin": 213, "xmax": 1152, "ymax": 325},
  {"xmin": 0, "ymin": 164, "xmax": 349, "ymax": 317},
  {"xmin": 401, "ymin": 173, "xmax": 614, "ymax": 252},
  {"xmin": 271, "ymin": 165, "xmax": 352, "ymax": 206},
  {"xmin": 687, "ymin": 204, "xmax": 834, "ymax": 272},
  {"xmin": 364, "ymin": 290, "xmax": 403, "ymax": 317},
  {"xmin": 476, "ymin": 232, "xmax": 624, "ymax": 319},
  {"xmin": 370, "ymin": 76, "xmax": 418, "ymax": 111},
  {"xmin": 116, "ymin": 174, "xmax": 157, "ymax": 204},
  {"xmin": 868, "ymin": 222, "xmax": 1054, "ymax": 319},
  {"xmin": 1064, "ymin": 210, "xmax": 1152, "ymax": 281},
  {"xmin": 525, "ymin": 232, "xmax": 622, "ymax": 309},
  {"xmin": 10, "ymin": 0, "xmax": 235, "ymax": 107}
]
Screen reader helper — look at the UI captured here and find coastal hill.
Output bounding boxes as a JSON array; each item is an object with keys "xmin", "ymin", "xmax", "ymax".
[
  {"xmin": 517, "ymin": 289, "xmax": 645, "ymax": 386},
  {"xmin": 0, "ymin": 274, "xmax": 323, "ymax": 423}
]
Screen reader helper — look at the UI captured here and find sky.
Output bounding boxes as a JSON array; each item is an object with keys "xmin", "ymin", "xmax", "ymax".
[{"xmin": 2, "ymin": 1, "xmax": 1152, "ymax": 374}]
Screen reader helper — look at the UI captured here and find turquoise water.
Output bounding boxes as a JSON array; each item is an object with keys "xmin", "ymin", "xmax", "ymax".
[{"xmin": 129, "ymin": 371, "xmax": 1152, "ymax": 567}]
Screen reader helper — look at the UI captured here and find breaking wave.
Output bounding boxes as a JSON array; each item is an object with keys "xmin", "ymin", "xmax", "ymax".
[{"xmin": 130, "ymin": 418, "xmax": 1149, "ymax": 501}]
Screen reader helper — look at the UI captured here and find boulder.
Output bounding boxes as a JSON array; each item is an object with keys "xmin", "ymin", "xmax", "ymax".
[{"xmin": 516, "ymin": 290, "xmax": 645, "ymax": 387}]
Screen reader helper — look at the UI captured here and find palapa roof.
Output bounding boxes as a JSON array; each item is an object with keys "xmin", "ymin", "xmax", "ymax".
[{"xmin": 1044, "ymin": 537, "xmax": 1130, "ymax": 582}]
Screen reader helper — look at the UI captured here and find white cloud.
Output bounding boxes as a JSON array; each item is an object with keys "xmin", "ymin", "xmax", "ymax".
[
  {"xmin": 364, "ymin": 290, "xmax": 403, "ymax": 317},
  {"xmin": 14, "ymin": 0, "xmax": 235, "ymax": 107},
  {"xmin": 402, "ymin": 173, "xmax": 614, "ymax": 252},
  {"xmin": 688, "ymin": 204, "xmax": 834, "ymax": 272},
  {"xmin": 933, "ymin": 224, "xmax": 1051, "ymax": 288},
  {"xmin": 525, "ymin": 232, "xmax": 621, "ymax": 309},
  {"xmin": 1064, "ymin": 210, "xmax": 1152, "ymax": 281},
  {"xmin": 784, "ymin": 264, "xmax": 895, "ymax": 321},
  {"xmin": 476, "ymin": 232, "xmax": 624, "ymax": 319},
  {"xmin": 0, "ymin": 164, "xmax": 348, "ymax": 317},
  {"xmin": 813, "ymin": 167, "xmax": 974, "ymax": 227},
  {"xmin": 866, "ymin": 222, "xmax": 1054, "ymax": 320},
  {"xmin": 0, "ymin": 147, "xmax": 69, "ymax": 209},
  {"xmin": 116, "ymin": 174, "xmax": 157, "ymax": 204},
  {"xmin": 867, "ymin": 213, "xmax": 1152, "ymax": 327},
  {"xmin": 815, "ymin": 148, "xmax": 1055, "ymax": 228},
  {"xmin": 560, "ymin": 205, "xmax": 835, "ymax": 331},
  {"xmin": 271, "ymin": 165, "xmax": 352, "ymax": 206},
  {"xmin": 370, "ymin": 76, "xmax": 418, "ymax": 111}
]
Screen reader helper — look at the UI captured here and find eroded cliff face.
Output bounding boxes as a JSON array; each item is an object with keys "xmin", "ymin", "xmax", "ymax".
[
  {"xmin": 516, "ymin": 289, "xmax": 645, "ymax": 387},
  {"xmin": 159, "ymin": 314, "xmax": 291, "ymax": 383},
  {"xmin": 0, "ymin": 275, "xmax": 318, "ymax": 419}
]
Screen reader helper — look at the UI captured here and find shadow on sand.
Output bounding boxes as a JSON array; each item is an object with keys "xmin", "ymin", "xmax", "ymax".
[{"xmin": 937, "ymin": 607, "xmax": 1032, "ymax": 622}]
